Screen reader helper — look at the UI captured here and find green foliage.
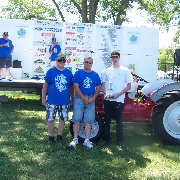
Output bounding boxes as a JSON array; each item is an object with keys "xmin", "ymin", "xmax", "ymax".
[
  {"xmin": 0, "ymin": 0, "xmax": 179, "ymax": 28},
  {"xmin": 99, "ymin": 0, "xmax": 134, "ymax": 25},
  {"xmin": 158, "ymin": 29, "xmax": 180, "ymax": 71},
  {"xmin": 0, "ymin": 91, "xmax": 180, "ymax": 179},
  {"xmin": 1, "ymin": 0, "xmax": 56, "ymax": 20},
  {"xmin": 173, "ymin": 30, "xmax": 180, "ymax": 48},
  {"xmin": 158, "ymin": 48, "xmax": 174, "ymax": 71},
  {"xmin": 138, "ymin": 0, "xmax": 180, "ymax": 29}
]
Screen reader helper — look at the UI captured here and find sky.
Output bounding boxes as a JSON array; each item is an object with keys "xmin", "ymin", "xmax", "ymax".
[{"xmin": 0, "ymin": 0, "xmax": 177, "ymax": 48}]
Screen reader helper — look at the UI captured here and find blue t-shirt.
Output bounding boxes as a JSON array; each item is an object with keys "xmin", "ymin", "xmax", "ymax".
[
  {"xmin": 72, "ymin": 69, "xmax": 101, "ymax": 96},
  {"xmin": 49, "ymin": 44, "xmax": 61, "ymax": 61},
  {"xmin": 45, "ymin": 67, "xmax": 73, "ymax": 105},
  {"xmin": 0, "ymin": 38, "xmax": 14, "ymax": 58}
]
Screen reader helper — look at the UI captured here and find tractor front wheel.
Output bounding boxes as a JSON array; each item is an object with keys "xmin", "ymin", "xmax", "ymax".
[
  {"xmin": 152, "ymin": 91, "xmax": 180, "ymax": 145},
  {"xmin": 69, "ymin": 113, "xmax": 103, "ymax": 143}
]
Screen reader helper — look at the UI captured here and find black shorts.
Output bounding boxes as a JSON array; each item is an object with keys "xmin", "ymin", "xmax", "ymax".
[{"xmin": 0, "ymin": 57, "xmax": 12, "ymax": 68}]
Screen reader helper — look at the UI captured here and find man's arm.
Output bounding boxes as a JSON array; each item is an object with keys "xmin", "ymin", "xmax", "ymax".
[
  {"xmin": 114, "ymin": 83, "xmax": 131, "ymax": 99},
  {"xmin": 57, "ymin": 45, "xmax": 61, "ymax": 54},
  {"xmin": 69, "ymin": 85, "xmax": 74, "ymax": 106},
  {"xmin": 88, "ymin": 85, "xmax": 101, "ymax": 103},
  {"xmin": 101, "ymin": 81, "xmax": 111, "ymax": 99},
  {"xmin": 42, "ymin": 82, "xmax": 48, "ymax": 106},
  {"xmin": 0, "ymin": 43, "xmax": 8, "ymax": 47},
  {"xmin": 73, "ymin": 83, "xmax": 89, "ymax": 104}
]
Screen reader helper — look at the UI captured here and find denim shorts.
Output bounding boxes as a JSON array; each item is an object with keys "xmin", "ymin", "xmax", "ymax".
[
  {"xmin": 72, "ymin": 95, "xmax": 95, "ymax": 123},
  {"xmin": 46, "ymin": 104, "xmax": 69, "ymax": 122}
]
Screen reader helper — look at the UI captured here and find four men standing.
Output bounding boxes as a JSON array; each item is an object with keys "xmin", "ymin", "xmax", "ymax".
[{"xmin": 0, "ymin": 31, "xmax": 132, "ymax": 147}]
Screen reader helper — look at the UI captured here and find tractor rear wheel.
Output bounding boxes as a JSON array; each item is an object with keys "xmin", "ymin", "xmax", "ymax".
[
  {"xmin": 152, "ymin": 90, "xmax": 180, "ymax": 145},
  {"xmin": 69, "ymin": 113, "xmax": 103, "ymax": 143}
]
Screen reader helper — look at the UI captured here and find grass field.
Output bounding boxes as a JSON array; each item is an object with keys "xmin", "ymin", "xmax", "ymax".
[{"xmin": 0, "ymin": 92, "xmax": 180, "ymax": 180}]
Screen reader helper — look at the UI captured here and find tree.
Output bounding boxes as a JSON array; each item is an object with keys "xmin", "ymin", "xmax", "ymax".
[
  {"xmin": 173, "ymin": 30, "xmax": 180, "ymax": 48},
  {"xmin": 158, "ymin": 48, "xmax": 174, "ymax": 71},
  {"xmin": 158, "ymin": 23, "xmax": 179, "ymax": 72},
  {"xmin": 1, "ymin": 0, "xmax": 179, "ymax": 29},
  {"xmin": 52, "ymin": 0, "xmax": 100, "ymax": 23},
  {"xmin": 99, "ymin": 0, "xmax": 134, "ymax": 25},
  {"xmin": 1, "ymin": 0, "xmax": 56, "ymax": 20},
  {"xmin": 138, "ymin": 0, "xmax": 180, "ymax": 30}
]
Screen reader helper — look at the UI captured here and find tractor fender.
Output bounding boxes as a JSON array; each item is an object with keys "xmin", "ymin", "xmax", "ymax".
[
  {"xmin": 141, "ymin": 79, "xmax": 174, "ymax": 98},
  {"xmin": 150, "ymin": 81, "xmax": 180, "ymax": 102}
]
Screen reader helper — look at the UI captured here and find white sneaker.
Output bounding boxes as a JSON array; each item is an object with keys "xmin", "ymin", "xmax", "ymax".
[
  {"xmin": 9, "ymin": 76, "xmax": 13, "ymax": 81},
  {"xmin": 6, "ymin": 76, "xmax": 13, "ymax": 81},
  {"xmin": 69, "ymin": 138, "xmax": 79, "ymax": 147},
  {"xmin": 83, "ymin": 139, "xmax": 93, "ymax": 148}
]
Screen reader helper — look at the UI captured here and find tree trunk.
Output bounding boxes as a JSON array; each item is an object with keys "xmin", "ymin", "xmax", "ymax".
[
  {"xmin": 114, "ymin": 0, "xmax": 130, "ymax": 25},
  {"xmin": 89, "ymin": 0, "xmax": 99, "ymax": 24},
  {"xmin": 52, "ymin": 0, "xmax": 65, "ymax": 22},
  {"xmin": 81, "ymin": 0, "xmax": 89, "ymax": 23}
]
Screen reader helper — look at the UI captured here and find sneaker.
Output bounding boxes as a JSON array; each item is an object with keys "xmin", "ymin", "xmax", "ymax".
[
  {"xmin": 9, "ymin": 76, "xmax": 13, "ymax": 81},
  {"xmin": 98, "ymin": 140, "xmax": 109, "ymax": 147},
  {"xmin": 117, "ymin": 141, "xmax": 127, "ymax": 149},
  {"xmin": 83, "ymin": 139, "xmax": 93, "ymax": 148},
  {"xmin": 0, "ymin": 76, "xmax": 2, "ymax": 80},
  {"xmin": 57, "ymin": 135, "xmax": 63, "ymax": 144},
  {"xmin": 47, "ymin": 136, "xmax": 54, "ymax": 144},
  {"xmin": 69, "ymin": 138, "xmax": 79, "ymax": 147}
]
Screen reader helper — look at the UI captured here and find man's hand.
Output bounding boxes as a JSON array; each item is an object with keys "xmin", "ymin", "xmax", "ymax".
[
  {"xmin": 4, "ymin": 43, "xmax": 8, "ymax": 46},
  {"xmin": 82, "ymin": 96, "xmax": 89, "ymax": 104},
  {"xmin": 87, "ymin": 97, "xmax": 95, "ymax": 104}
]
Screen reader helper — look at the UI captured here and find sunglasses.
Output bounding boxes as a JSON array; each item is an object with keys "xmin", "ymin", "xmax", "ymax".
[
  {"xmin": 111, "ymin": 56, "xmax": 119, "ymax": 59},
  {"xmin": 84, "ymin": 61, "xmax": 93, "ymax": 64},
  {"xmin": 57, "ymin": 58, "xmax": 66, "ymax": 63}
]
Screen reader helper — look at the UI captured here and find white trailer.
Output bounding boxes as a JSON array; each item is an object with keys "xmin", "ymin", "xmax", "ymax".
[{"xmin": 0, "ymin": 19, "xmax": 159, "ymax": 83}]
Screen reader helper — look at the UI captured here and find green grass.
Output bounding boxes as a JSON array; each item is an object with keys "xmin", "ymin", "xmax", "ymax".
[{"xmin": 0, "ymin": 91, "xmax": 180, "ymax": 180}]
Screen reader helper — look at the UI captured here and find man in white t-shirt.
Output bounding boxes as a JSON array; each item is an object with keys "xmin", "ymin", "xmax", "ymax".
[{"xmin": 98, "ymin": 50, "xmax": 133, "ymax": 148}]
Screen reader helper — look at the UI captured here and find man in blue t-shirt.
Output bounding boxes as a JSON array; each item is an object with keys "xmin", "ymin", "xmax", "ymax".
[
  {"xmin": 49, "ymin": 38, "xmax": 61, "ymax": 67},
  {"xmin": 0, "ymin": 32, "xmax": 14, "ymax": 81},
  {"xmin": 42, "ymin": 54, "xmax": 73, "ymax": 144},
  {"xmin": 69, "ymin": 55, "xmax": 101, "ymax": 148}
]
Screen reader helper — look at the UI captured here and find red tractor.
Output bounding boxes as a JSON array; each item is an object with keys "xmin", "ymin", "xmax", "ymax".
[{"xmin": 70, "ymin": 78, "xmax": 180, "ymax": 145}]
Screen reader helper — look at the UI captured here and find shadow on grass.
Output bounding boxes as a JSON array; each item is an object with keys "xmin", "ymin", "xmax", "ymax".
[
  {"xmin": 0, "ymin": 151, "xmax": 17, "ymax": 180},
  {"xmin": 0, "ymin": 96, "xmax": 179, "ymax": 179}
]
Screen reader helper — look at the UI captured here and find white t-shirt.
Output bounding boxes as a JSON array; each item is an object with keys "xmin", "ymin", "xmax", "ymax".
[{"xmin": 101, "ymin": 66, "xmax": 133, "ymax": 103}]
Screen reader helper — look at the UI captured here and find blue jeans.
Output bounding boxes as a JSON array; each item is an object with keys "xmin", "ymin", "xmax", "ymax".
[{"xmin": 72, "ymin": 95, "xmax": 95, "ymax": 123}]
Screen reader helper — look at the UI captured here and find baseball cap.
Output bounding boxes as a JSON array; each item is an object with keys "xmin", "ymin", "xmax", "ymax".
[
  {"xmin": 110, "ymin": 51, "xmax": 120, "ymax": 58},
  {"xmin": 2, "ymin": 32, "xmax": 8, "ymax": 36},
  {"xmin": 56, "ymin": 53, "xmax": 65, "ymax": 59}
]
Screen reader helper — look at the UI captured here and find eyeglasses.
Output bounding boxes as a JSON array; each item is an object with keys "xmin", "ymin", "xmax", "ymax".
[
  {"xmin": 84, "ymin": 61, "xmax": 93, "ymax": 64},
  {"xmin": 57, "ymin": 58, "xmax": 66, "ymax": 63}
]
